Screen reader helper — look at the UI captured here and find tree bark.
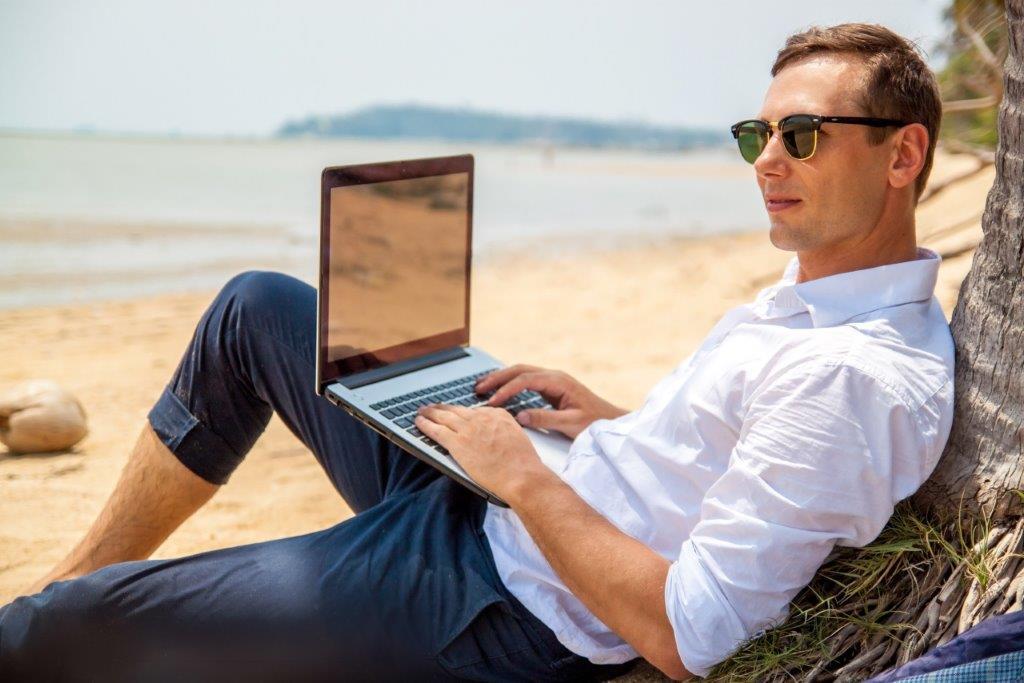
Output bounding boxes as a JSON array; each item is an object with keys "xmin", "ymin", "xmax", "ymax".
[{"xmin": 915, "ymin": 0, "xmax": 1024, "ymax": 519}]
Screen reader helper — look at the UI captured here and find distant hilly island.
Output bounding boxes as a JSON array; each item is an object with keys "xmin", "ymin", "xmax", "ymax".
[{"xmin": 276, "ymin": 104, "xmax": 727, "ymax": 151}]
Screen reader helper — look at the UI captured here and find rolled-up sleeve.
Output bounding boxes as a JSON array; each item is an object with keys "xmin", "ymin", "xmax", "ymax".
[{"xmin": 664, "ymin": 359, "xmax": 946, "ymax": 676}]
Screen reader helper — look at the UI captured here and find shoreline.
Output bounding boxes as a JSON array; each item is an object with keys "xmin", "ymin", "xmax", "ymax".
[
  {"xmin": 0, "ymin": 133, "xmax": 768, "ymax": 312},
  {"xmin": 0, "ymin": 212, "xmax": 761, "ymax": 311}
]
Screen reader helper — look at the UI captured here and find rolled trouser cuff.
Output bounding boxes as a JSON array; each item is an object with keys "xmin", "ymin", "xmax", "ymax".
[{"xmin": 148, "ymin": 386, "xmax": 242, "ymax": 485}]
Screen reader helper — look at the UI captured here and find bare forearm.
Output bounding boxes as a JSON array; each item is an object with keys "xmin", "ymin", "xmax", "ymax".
[
  {"xmin": 414, "ymin": 402, "xmax": 687, "ymax": 676},
  {"xmin": 506, "ymin": 470, "xmax": 690, "ymax": 680}
]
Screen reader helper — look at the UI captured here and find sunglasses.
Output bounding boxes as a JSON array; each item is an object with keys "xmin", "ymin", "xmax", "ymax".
[{"xmin": 730, "ymin": 114, "xmax": 909, "ymax": 164}]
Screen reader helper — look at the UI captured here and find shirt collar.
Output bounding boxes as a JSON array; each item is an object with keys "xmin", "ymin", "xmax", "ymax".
[{"xmin": 761, "ymin": 247, "xmax": 942, "ymax": 328}]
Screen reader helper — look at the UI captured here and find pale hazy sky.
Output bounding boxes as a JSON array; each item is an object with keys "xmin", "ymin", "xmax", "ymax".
[{"xmin": 1, "ymin": 0, "xmax": 949, "ymax": 136}]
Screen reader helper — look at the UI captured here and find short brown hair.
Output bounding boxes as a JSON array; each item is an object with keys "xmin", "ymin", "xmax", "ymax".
[{"xmin": 772, "ymin": 23, "xmax": 941, "ymax": 198}]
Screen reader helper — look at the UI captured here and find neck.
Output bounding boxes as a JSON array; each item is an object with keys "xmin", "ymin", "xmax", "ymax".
[{"xmin": 794, "ymin": 208, "xmax": 919, "ymax": 284}]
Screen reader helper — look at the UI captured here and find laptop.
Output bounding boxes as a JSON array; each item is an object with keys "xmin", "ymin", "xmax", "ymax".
[{"xmin": 315, "ymin": 154, "xmax": 573, "ymax": 507}]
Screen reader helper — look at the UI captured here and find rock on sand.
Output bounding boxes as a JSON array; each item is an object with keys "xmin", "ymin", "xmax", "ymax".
[{"xmin": 0, "ymin": 380, "xmax": 88, "ymax": 454}]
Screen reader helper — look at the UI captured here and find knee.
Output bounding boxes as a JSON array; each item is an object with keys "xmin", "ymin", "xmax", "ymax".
[
  {"xmin": 222, "ymin": 270, "xmax": 307, "ymax": 310},
  {"xmin": 216, "ymin": 270, "xmax": 315, "ymax": 331}
]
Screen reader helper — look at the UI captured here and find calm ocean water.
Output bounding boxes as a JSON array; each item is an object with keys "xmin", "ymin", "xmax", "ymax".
[{"xmin": 0, "ymin": 133, "xmax": 766, "ymax": 308}]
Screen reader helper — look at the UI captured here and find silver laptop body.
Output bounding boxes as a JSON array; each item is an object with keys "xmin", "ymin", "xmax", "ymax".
[{"xmin": 315, "ymin": 154, "xmax": 572, "ymax": 507}]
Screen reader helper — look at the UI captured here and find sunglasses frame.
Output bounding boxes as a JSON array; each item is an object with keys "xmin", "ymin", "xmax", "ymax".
[{"xmin": 730, "ymin": 114, "xmax": 910, "ymax": 163}]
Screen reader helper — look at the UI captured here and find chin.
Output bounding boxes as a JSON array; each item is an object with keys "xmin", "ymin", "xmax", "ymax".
[
  {"xmin": 768, "ymin": 212, "xmax": 827, "ymax": 252},
  {"xmin": 768, "ymin": 223, "xmax": 802, "ymax": 252}
]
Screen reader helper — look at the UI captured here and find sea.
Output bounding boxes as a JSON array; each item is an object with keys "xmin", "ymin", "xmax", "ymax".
[{"xmin": 0, "ymin": 133, "xmax": 767, "ymax": 309}]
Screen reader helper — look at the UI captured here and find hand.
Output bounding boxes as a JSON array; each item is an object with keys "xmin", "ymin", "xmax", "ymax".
[
  {"xmin": 475, "ymin": 364, "xmax": 628, "ymax": 439},
  {"xmin": 414, "ymin": 404, "xmax": 547, "ymax": 500}
]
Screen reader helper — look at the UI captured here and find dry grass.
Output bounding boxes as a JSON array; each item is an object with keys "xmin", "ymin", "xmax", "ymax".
[{"xmin": 705, "ymin": 500, "xmax": 1024, "ymax": 682}]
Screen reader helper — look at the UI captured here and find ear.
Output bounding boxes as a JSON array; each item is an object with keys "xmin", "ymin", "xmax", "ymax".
[{"xmin": 888, "ymin": 123, "xmax": 928, "ymax": 191}]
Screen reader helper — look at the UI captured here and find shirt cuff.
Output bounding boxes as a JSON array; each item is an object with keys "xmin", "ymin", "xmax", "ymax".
[{"xmin": 664, "ymin": 540, "xmax": 751, "ymax": 677}]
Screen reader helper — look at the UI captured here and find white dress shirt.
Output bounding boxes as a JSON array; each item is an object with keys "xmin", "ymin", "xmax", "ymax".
[{"xmin": 482, "ymin": 248, "xmax": 955, "ymax": 676}]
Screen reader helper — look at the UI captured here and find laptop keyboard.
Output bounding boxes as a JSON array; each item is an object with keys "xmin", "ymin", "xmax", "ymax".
[{"xmin": 368, "ymin": 369, "xmax": 551, "ymax": 455}]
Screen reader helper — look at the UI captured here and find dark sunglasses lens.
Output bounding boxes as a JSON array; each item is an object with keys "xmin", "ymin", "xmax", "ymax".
[
  {"xmin": 735, "ymin": 122, "xmax": 767, "ymax": 164},
  {"xmin": 780, "ymin": 115, "xmax": 817, "ymax": 159}
]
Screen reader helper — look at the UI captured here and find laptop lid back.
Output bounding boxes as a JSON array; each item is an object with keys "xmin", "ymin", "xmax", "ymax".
[{"xmin": 317, "ymin": 154, "xmax": 474, "ymax": 395}]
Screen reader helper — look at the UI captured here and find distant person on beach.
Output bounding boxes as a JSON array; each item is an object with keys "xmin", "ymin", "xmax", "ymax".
[{"xmin": 1, "ymin": 23, "xmax": 953, "ymax": 681}]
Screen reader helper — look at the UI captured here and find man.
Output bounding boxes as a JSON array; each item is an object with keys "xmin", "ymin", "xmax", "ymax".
[{"xmin": 1, "ymin": 23, "xmax": 953, "ymax": 680}]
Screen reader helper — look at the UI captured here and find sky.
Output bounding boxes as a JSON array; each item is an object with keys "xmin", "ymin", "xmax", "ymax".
[{"xmin": 1, "ymin": 0, "xmax": 950, "ymax": 137}]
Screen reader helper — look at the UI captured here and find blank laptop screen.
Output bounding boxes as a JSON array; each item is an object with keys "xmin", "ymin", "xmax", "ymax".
[{"xmin": 325, "ymin": 172, "xmax": 470, "ymax": 374}]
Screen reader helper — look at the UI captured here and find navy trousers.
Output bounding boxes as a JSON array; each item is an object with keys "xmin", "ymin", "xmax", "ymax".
[{"xmin": 0, "ymin": 271, "xmax": 636, "ymax": 682}]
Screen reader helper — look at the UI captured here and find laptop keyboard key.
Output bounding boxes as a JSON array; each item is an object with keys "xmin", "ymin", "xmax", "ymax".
[{"xmin": 365, "ymin": 367, "xmax": 506, "ymax": 434}]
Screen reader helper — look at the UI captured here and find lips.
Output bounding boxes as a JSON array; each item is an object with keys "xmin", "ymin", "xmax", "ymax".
[{"xmin": 764, "ymin": 196, "xmax": 801, "ymax": 212}]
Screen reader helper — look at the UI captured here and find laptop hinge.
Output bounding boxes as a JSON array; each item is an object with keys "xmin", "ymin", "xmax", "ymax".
[{"xmin": 339, "ymin": 346, "xmax": 470, "ymax": 389}]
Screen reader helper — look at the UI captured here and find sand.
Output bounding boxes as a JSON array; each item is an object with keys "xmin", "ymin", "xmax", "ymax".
[{"xmin": 0, "ymin": 151, "xmax": 991, "ymax": 606}]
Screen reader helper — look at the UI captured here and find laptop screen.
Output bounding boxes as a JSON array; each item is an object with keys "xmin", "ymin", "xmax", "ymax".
[{"xmin": 318, "ymin": 155, "xmax": 473, "ymax": 387}]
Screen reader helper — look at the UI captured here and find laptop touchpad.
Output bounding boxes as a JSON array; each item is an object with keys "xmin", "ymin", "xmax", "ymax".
[{"xmin": 526, "ymin": 428, "xmax": 573, "ymax": 472}]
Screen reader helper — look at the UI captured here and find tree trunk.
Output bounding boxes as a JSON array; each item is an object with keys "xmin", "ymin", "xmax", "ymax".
[{"xmin": 915, "ymin": 0, "xmax": 1024, "ymax": 520}]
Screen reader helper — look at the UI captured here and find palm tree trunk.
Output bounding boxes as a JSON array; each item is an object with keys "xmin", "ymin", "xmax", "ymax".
[{"xmin": 915, "ymin": 0, "xmax": 1024, "ymax": 520}]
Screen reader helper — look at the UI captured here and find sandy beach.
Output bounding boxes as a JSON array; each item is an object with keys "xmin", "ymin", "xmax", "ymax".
[{"xmin": 0, "ymin": 150, "xmax": 991, "ymax": 605}]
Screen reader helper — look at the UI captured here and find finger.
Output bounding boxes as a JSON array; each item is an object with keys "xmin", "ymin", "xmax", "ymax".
[
  {"xmin": 428, "ymin": 403, "xmax": 477, "ymax": 420},
  {"xmin": 414, "ymin": 414, "xmax": 456, "ymax": 443},
  {"xmin": 487, "ymin": 372, "xmax": 563, "ymax": 407},
  {"xmin": 422, "ymin": 402, "xmax": 475, "ymax": 418},
  {"xmin": 516, "ymin": 407, "xmax": 579, "ymax": 431},
  {"xmin": 417, "ymin": 403, "xmax": 467, "ymax": 428},
  {"xmin": 476, "ymin": 405, "xmax": 518, "ymax": 421},
  {"xmin": 486, "ymin": 375, "xmax": 533, "ymax": 406},
  {"xmin": 475, "ymin": 364, "xmax": 540, "ymax": 393}
]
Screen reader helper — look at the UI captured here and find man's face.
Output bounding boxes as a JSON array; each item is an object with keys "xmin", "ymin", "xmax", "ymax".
[{"xmin": 755, "ymin": 55, "xmax": 895, "ymax": 254}]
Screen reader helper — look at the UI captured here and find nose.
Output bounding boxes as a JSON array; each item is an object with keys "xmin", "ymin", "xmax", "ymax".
[{"xmin": 753, "ymin": 130, "xmax": 789, "ymax": 179}]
